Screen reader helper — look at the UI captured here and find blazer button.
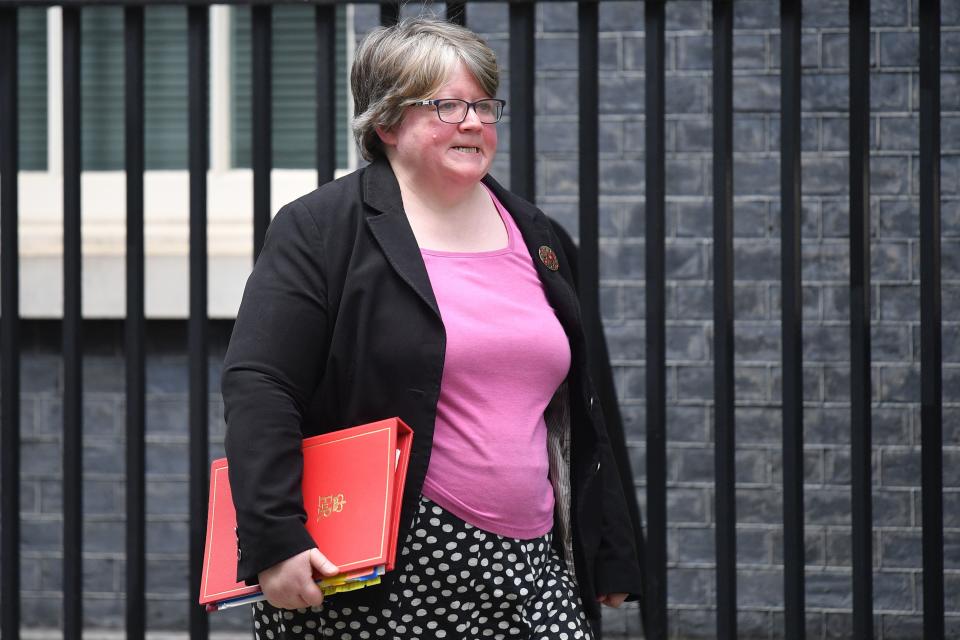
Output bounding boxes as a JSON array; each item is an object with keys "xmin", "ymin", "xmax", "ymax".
[{"xmin": 594, "ymin": 460, "xmax": 601, "ymax": 473}]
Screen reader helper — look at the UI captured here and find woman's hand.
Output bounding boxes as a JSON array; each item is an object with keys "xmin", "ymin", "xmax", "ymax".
[
  {"xmin": 596, "ymin": 593, "xmax": 628, "ymax": 608},
  {"xmin": 258, "ymin": 548, "xmax": 340, "ymax": 610}
]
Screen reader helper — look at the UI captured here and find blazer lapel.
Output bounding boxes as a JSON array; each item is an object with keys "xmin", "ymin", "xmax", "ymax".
[
  {"xmin": 362, "ymin": 159, "xmax": 442, "ymax": 319},
  {"xmin": 481, "ymin": 175, "xmax": 584, "ymax": 337}
]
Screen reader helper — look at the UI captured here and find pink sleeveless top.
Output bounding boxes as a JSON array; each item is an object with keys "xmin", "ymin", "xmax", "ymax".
[{"xmin": 418, "ymin": 187, "xmax": 571, "ymax": 539}]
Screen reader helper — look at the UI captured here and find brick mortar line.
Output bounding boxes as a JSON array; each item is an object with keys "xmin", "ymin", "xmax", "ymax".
[{"xmin": 20, "ymin": 513, "xmax": 198, "ymax": 521}]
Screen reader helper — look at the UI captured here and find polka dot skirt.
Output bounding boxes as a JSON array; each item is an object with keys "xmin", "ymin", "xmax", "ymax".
[{"xmin": 253, "ymin": 496, "xmax": 594, "ymax": 640}]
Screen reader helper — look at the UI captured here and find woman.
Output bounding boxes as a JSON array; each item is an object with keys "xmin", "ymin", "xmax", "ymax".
[{"xmin": 222, "ymin": 17, "xmax": 643, "ymax": 639}]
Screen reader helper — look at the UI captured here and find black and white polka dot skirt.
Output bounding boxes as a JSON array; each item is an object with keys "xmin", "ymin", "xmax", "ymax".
[{"xmin": 252, "ymin": 495, "xmax": 593, "ymax": 640}]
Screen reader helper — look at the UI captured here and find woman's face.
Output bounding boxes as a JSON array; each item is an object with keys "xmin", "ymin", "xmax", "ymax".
[{"xmin": 379, "ymin": 62, "xmax": 498, "ymax": 192}]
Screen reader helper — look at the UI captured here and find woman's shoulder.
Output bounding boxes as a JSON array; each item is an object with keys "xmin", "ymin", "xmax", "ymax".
[
  {"xmin": 283, "ymin": 166, "xmax": 368, "ymax": 230},
  {"xmin": 259, "ymin": 169, "xmax": 370, "ymax": 263}
]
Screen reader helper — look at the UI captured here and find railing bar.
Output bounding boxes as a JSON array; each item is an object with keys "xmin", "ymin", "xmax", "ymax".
[
  {"xmin": 316, "ymin": 4, "xmax": 336, "ymax": 186},
  {"xmin": 779, "ymin": 1, "xmax": 805, "ymax": 638},
  {"xmin": 712, "ymin": 1, "xmax": 736, "ymax": 637},
  {"xmin": 0, "ymin": 7, "xmax": 21, "ymax": 640},
  {"xmin": 446, "ymin": 1, "xmax": 466, "ymax": 26},
  {"xmin": 576, "ymin": 11, "xmax": 602, "ymax": 631},
  {"xmin": 577, "ymin": 6, "xmax": 646, "ymax": 637},
  {"xmin": 577, "ymin": 2, "xmax": 598, "ymax": 322},
  {"xmin": 919, "ymin": 0, "xmax": 944, "ymax": 638},
  {"xmin": 508, "ymin": 2, "xmax": 535, "ymax": 202},
  {"xmin": 253, "ymin": 5, "xmax": 272, "ymax": 260},
  {"xmin": 124, "ymin": 6, "xmax": 147, "ymax": 640},
  {"xmin": 848, "ymin": 1, "xmax": 873, "ymax": 638},
  {"xmin": 188, "ymin": 6, "xmax": 210, "ymax": 639},
  {"xmin": 380, "ymin": 1, "xmax": 398, "ymax": 27},
  {"xmin": 643, "ymin": 1, "xmax": 667, "ymax": 639},
  {"xmin": 62, "ymin": 7, "xmax": 84, "ymax": 639}
]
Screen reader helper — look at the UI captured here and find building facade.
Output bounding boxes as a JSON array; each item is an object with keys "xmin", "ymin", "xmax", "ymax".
[{"xmin": 11, "ymin": 1, "xmax": 960, "ymax": 637}]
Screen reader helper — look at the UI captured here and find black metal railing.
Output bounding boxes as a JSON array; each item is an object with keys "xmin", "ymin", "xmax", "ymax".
[
  {"xmin": 0, "ymin": 1, "xmax": 948, "ymax": 640},
  {"xmin": 919, "ymin": 2, "xmax": 944, "ymax": 639},
  {"xmin": 0, "ymin": 7, "xmax": 20, "ymax": 640},
  {"xmin": 779, "ymin": 2, "xmax": 805, "ymax": 637},
  {"xmin": 848, "ymin": 1, "xmax": 872, "ymax": 638},
  {"xmin": 123, "ymin": 7, "xmax": 147, "ymax": 637},
  {"xmin": 643, "ymin": 4, "xmax": 667, "ymax": 638},
  {"xmin": 711, "ymin": 2, "xmax": 735, "ymax": 638}
]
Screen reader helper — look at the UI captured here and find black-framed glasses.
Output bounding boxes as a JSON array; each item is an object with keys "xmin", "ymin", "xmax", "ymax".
[{"xmin": 411, "ymin": 98, "xmax": 506, "ymax": 124}]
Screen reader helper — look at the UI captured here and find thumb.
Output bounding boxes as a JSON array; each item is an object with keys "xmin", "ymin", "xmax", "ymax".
[{"xmin": 308, "ymin": 548, "xmax": 340, "ymax": 577}]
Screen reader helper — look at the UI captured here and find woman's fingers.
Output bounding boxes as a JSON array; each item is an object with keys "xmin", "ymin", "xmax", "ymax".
[
  {"xmin": 266, "ymin": 587, "xmax": 308, "ymax": 610},
  {"xmin": 257, "ymin": 547, "xmax": 342, "ymax": 609},
  {"xmin": 596, "ymin": 592, "xmax": 628, "ymax": 608},
  {"xmin": 297, "ymin": 579, "xmax": 325, "ymax": 608},
  {"xmin": 294, "ymin": 548, "xmax": 338, "ymax": 608},
  {"xmin": 308, "ymin": 548, "xmax": 340, "ymax": 577},
  {"xmin": 260, "ymin": 549, "xmax": 322, "ymax": 609}
]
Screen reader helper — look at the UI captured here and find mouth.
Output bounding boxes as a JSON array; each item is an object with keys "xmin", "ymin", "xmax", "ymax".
[{"xmin": 451, "ymin": 146, "xmax": 481, "ymax": 155}]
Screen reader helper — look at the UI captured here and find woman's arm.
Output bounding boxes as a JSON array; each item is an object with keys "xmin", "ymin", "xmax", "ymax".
[{"xmin": 222, "ymin": 198, "xmax": 331, "ymax": 585}]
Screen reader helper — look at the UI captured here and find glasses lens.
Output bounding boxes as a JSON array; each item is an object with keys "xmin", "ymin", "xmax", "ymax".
[
  {"xmin": 474, "ymin": 100, "xmax": 502, "ymax": 123},
  {"xmin": 435, "ymin": 99, "xmax": 468, "ymax": 123}
]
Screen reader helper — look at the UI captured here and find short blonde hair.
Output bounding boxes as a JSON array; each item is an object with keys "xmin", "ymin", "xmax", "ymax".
[{"xmin": 351, "ymin": 17, "xmax": 500, "ymax": 162}]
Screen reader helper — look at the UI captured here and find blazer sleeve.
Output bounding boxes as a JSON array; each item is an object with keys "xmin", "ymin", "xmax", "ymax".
[
  {"xmin": 548, "ymin": 218, "xmax": 647, "ymax": 603},
  {"xmin": 222, "ymin": 199, "xmax": 330, "ymax": 583}
]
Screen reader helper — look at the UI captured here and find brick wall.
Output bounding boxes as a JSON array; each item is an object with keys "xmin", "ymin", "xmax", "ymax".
[
  {"xmin": 17, "ymin": 322, "xmax": 248, "ymax": 633},
  {"xmin": 13, "ymin": 1, "xmax": 960, "ymax": 637}
]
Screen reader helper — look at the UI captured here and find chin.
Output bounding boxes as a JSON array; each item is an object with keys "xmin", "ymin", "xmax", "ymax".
[
  {"xmin": 448, "ymin": 170, "xmax": 488, "ymax": 186},
  {"xmin": 443, "ymin": 162, "xmax": 490, "ymax": 182}
]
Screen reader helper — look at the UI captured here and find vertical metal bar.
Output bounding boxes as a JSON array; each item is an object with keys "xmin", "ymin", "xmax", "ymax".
[
  {"xmin": 188, "ymin": 6, "xmax": 210, "ymax": 639},
  {"xmin": 380, "ymin": 2, "xmax": 399, "ymax": 27},
  {"xmin": 578, "ymin": 0, "xmax": 598, "ymax": 326},
  {"xmin": 252, "ymin": 5, "xmax": 272, "ymax": 261},
  {"xmin": 316, "ymin": 5, "xmax": 337, "ymax": 186},
  {"xmin": 779, "ymin": 1, "xmax": 805, "ymax": 638},
  {"xmin": 124, "ymin": 6, "xmax": 146, "ymax": 640},
  {"xmin": 578, "ymin": 6, "xmax": 647, "ymax": 637},
  {"xmin": 0, "ymin": 8, "xmax": 20, "ymax": 640},
  {"xmin": 509, "ymin": 1, "xmax": 535, "ymax": 202},
  {"xmin": 918, "ymin": 0, "xmax": 944, "ymax": 637},
  {"xmin": 578, "ymin": 7, "xmax": 603, "ymax": 632},
  {"xmin": 644, "ymin": 1, "xmax": 667, "ymax": 639},
  {"xmin": 848, "ymin": 1, "xmax": 873, "ymax": 638},
  {"xmin": 712, "ymin": 1, "xmax": 736, "ymax": 638},
  {"xmin": 62, "ymin": 7, "xmax": 84, "ymax": 639},
  {"xmin": 446, "ymin": 1, "xmax": 466, "ymax": 26}
]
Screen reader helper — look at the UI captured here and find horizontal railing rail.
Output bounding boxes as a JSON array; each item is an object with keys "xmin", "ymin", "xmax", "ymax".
[{"xmin": 8, "ymin": 0, "xmax": 557, "ymax": 6}]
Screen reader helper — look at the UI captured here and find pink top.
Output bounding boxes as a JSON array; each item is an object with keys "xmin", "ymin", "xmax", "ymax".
[{"xmin": 419, "ymin": 187, "xmax": 571, "ymax": 539}]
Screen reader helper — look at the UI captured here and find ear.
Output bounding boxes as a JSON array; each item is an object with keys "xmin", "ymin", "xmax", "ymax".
[{"xmin": 375, "ymin": 125, "xmax": 398, "ymax": 148}]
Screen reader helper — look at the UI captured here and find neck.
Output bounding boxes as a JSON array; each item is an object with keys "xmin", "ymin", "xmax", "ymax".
[{"xmin": 389, "ymin": 161, "xmax": 485, "ymax": 216}]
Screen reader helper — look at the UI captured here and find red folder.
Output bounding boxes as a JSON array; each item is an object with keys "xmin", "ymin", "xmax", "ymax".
[{"xmin": 199, "ymin": 417, "xmax": 413, "ymax": 611}]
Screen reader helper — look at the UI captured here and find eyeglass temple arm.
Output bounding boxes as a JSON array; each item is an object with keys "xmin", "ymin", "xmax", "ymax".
[{"xmin": 409, "ymin": 99, "xmax": 506, "ymax": 106}]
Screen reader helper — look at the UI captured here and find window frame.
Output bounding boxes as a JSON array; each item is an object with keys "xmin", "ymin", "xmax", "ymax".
[{"xmin": 18, "ymin": 5, "xmax": 356, "ymax": 319}]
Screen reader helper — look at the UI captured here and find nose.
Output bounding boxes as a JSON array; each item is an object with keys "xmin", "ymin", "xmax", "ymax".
[{"xmin": 459, "ymin": 104, "xmax": 484, "ymax": 129}]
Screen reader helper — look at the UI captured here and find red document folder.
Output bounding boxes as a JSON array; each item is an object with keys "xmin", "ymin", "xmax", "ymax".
[{"xmin": 199, "ymin": 417, "xmax": 413, "ymax": 611}]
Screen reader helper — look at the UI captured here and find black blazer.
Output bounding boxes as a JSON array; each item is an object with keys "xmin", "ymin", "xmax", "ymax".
[{"xmin": 222, "ymin": 157, "xmax": 644, "ymax": 618}]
